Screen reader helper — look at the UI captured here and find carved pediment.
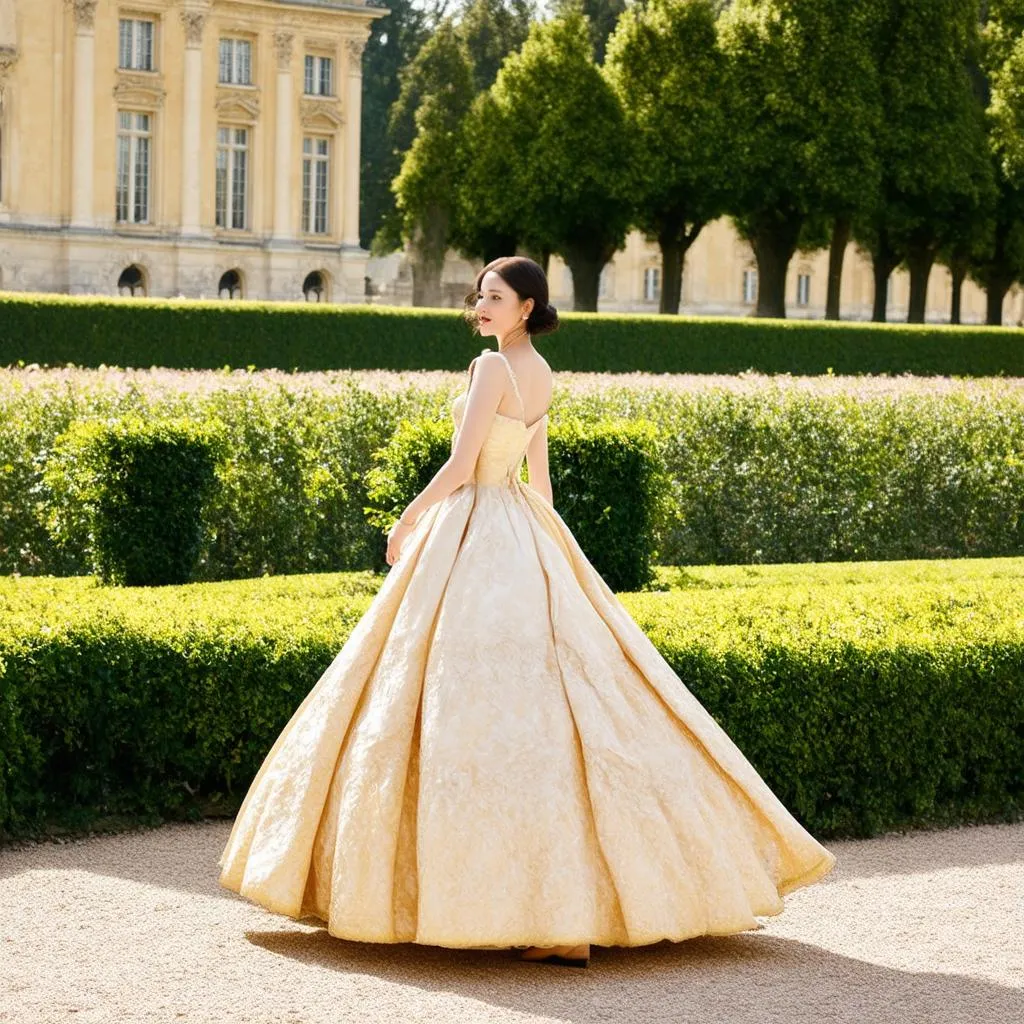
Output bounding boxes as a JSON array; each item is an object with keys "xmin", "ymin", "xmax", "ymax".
[
  {"xmin": 215, "ymin": 87, "xmax": 261, "ymax": 123},
  {"xmin": 300, "ymin": 97, "xmax": 344, "ymax": 130},
  {"xmin": 113, "ymin": 71, "xmax": 166, "ymax": 110}
]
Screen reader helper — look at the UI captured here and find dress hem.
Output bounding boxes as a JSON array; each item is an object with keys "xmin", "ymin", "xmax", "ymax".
[{"xmin": 219, "ymin": 862, "xmax": 833, "ymax": 951}]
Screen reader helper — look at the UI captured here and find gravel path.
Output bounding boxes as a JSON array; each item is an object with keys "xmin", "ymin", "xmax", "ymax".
[{"xmin": 2, "ymin": 818, "xmax": 1021, "ymax": 1024}]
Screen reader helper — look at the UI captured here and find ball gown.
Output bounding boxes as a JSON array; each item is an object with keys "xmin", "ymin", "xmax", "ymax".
[{"xmin": 218, "ymin": 350, "xmax": 836, "ymax": 950}]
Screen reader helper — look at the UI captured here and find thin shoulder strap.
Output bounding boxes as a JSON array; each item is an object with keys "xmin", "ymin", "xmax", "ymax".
[{"xmin": 494, "ymin": 350, "xmax": 526, "ymax": 420}]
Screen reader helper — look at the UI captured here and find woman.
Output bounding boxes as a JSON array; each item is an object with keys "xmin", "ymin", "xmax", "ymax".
[{"xmin": 218, "ymin": 256, "xmax": 836, "ymax": 969}]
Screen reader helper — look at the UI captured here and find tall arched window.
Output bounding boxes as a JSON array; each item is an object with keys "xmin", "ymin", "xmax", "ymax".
[
  {"xmin": 303, "ymin": 270, "xmax": 326, "ymax": 302},
  {"xmin": 118, "ymin": 264, "xmax": 147, "ymax": 297},
  {"xmin": 218, "ymin": 269, "xmax": 243, "ymax": 300}
]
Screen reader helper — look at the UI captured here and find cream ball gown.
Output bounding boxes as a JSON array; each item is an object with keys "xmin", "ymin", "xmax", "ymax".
[{"xmin": 218, "ymin": 350, "xmax": 836, "ymax": 949}]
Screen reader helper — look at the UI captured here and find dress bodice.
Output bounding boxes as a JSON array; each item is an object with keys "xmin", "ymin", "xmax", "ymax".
[
  {"xmin": 450, "ymin": 391, "xmax": 546, "ymax": 487},
  {"xmin": 450, "ymin": 349, "xmax": 548, "ymax": 487}
]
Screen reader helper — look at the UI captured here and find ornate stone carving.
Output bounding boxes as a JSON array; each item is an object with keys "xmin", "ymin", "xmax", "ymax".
[
  {"xmin": 64, "ymin": 0, "xmax": 98, "ymax": 30},
  {"xmin": 216, "ymin": 88, "xmax": 261, "ymax": 123},
  {"xmin": 113, "ymin": 72, "xmax": 166, "ymax": 110},
  {"xmin": 300, "ymin": 97, "xmax": 344, "ymax": 130},
  {"xmin": 180, "ymin": 11, "xmax": 208, "ymax": 48},
  {"xmin": 274, "ymin": 31, "xmax": 295, "ymax": 72},
  {"xmin": 346, "ymin": 38, "xmax": 366, "ymax": 66}
]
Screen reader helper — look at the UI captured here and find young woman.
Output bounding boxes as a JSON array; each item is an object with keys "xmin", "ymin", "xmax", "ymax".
[{"xmin": 218, "ymin": 256, "xmax": 836, "ymax": 969}]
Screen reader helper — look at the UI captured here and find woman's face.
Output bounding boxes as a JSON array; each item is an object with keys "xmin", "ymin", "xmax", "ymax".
[{"xmin": 474, "ymin": 270, "xmax": 532, "ymax": 339}]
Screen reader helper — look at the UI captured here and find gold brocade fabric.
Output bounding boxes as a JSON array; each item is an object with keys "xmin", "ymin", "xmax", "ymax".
[{"xmin": 218, "ymin": 387, "xmax": 836, "ymax": 949}]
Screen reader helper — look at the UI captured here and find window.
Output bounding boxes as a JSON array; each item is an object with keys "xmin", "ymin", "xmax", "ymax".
[
  {"xmin": 302, "ymin": 137, "xmax": 330, "ymax": 234},
  {"xmin": 118, "ymin": 265, "xmax": 147, "ymax": 297},
  {"xmin": 216, "ymin": 126, "xmax": 249, "ymax": 230},
  {"xmin": 219, "ymin": 39, "xmax": 252, "ymax": 86},
  {"xmin": 219, "ymin": 269, "xmax": 243, "ymax": 300},
  {"xmin": 303, "ymin": 271, "xmax": 326, "ymax": 302},
  {"xmin": 304, "ymin": 55, "xmax": 333, "ymax": 96},
  {"xmin": 116, "ymin": 112, "xmax": 152, "ymax": 224},
  {"xmin": 644, "ymin": 266, "xmax": 661, "ymax": 301},
  {"xmin": 119, "ymin": 18, "xmax": 155, "ymax": 71},
  {"xmin": 743, "ymin": 268, "xmax": 758, "ymax": 304},
  {"xmin": 797, "ymin": 272, "xmax": 811, "ymax": 306}
]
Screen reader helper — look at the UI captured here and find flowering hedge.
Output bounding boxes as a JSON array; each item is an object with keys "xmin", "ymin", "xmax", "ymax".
[{"xmin": 3, "ymin": 367, "xmax": 1024, "ymax": 576}]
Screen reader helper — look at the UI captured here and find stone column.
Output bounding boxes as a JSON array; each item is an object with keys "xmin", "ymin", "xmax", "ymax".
[
  {"xmin": 0, "ymin": 46, "xmax": 18, "ymax": 210},
  {"xmin": 179, "ymin": 3, "xmax": 209, "ymax": 235},
  {"xmin": 272, "ymin": 31, "xmax": 294, "ymax": 241},
  {"xmin": 342, "ymin": 36, "xmax": 365, "ymax": 248},
  {"xmin": 67, "ymin": 0, "xmax": 98, "ymax": 228}
]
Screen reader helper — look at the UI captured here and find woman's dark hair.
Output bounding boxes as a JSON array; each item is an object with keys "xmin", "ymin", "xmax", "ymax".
[{"xmin": 462, "ymin": 256, "xmax": 560, "ymax": 338}]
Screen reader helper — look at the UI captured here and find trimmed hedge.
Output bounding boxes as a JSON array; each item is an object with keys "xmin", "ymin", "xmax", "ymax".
[
  {"xmin": 4, "ymin": 371, "xmax": 1024, "ymax": 576},
  {"xmin": 364, "ymin": 414, "xmax": 674, "ymax": 590},
  {"xmin": 43, "ymin": 416, "xmax": 228, "ymax": 585},
  {"xmin": 1, "ymin": 557, "xmax": 1021, "ymax": 843},
  {"xmin": 3, "ymin": 291, "xmax": 1024, "ymax": 375}
]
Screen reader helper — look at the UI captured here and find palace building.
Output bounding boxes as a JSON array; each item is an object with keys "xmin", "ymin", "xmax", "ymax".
[{"xmin": 0, "ymin": 0, "xmax": 386, "ymax": 302}]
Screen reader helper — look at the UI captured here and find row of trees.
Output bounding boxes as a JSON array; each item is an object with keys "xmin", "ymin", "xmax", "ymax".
[{"xmin": 368, "ymin": 0, "xmax": 1024, "ymax": 323}]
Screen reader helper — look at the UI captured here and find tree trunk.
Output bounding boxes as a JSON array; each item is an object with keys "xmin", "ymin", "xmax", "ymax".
[
  {"xmin": 659, "ymin": 235, "xmax": 684, "ymax": 315},
  {"xmin": 657, "ymin": 221, "xmax": 705, "ymax": 315},
  {"xmin": 411, "ymin": 258, "xmax": 443, "ymax": 308},
  {"xmin": 826, "ymin": 215, "xmax": 851, "ymax": 320},
  {"xmin": 410, "ymin": 206, "xmax": 449, "ymax": 308},
  {"xmin": 905, "ymin": 244, "xmax": 936, "ymax": 324},
  {"xmin": 986, "ymin": 278, "xmax": 1011, "ymax": 325},
  {"xmin": 870, "ymin": 228, "xmax": 900, "ymax": 322},
  {"xmin": 563, "ymin": 247, "xmax": 604, "ymax": 311},
  {"xmin": 483, "ymin": 234, "xmax": 520, "ymax": 267},
  {"xmin": 751, "ymin": 219, "xmax": 801, "ymax": 318},
  {"xmin": 523, "ymin": 246, "xmax": 551, "ymax": 273},
  {"xmin": 949, "ymin": 258, "xmax": 967, "ymax": 325},
  {"xmin": 871, "ymin": 260, "xmax": 889, "ymax": 322}
]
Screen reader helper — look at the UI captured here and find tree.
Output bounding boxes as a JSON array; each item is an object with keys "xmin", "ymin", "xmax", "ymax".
[
  {"xmin": 719, "ymin": 0, "xmax": 883, "ymax": 318},
  {"xmin": 375, "ymin": 1, "xmax": 537, "ymax": 296},
  {"xmin": 481, "ymin": 12, "xmax": 635, "ymax": 309},
  {"xmin": 550, "ymin": 0, "xmax": 630, "ymax": 63},
  {"xmin": 603, "ymin": 0, "xmax": 734, "ymax": 314},
  {"xmin": 445, "ymin": 0, "xmax": 536, "ymax": 266},
  {"xmin": 986, "ymin": 0, "xmax": 1024, "ymax": 184},
  {"xmin": 459, "ymin": 0, "xmax": 535, "ymax": 93},
  {"xmin": 388, "ymin": 20, "xmax": 476, "ymax": 305},
  {"xmin": 450, "ymin": 91, "xmax": 524, "ymax": 265},
  {"xmin": 968, "ymin": 173, "xmax": 1024, "ymax": 324},
  {"xmin": 970, "ymin": 0, "xmax": 1024, "ymax": 324},
  {"xmin": 361, "ymin": 0, "xmax": 436, "ymax": 252},
  {"xmin": 857, "ymin": 0, "xmax": 994, "ymax": 324}
]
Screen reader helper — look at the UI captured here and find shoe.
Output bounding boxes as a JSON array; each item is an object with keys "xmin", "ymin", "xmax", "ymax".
[
  {"xmin": 518, "ymin": 945, "xmax": 590, "ymax": 968},
  {"xmin": 525, "ymin": 952, "xmax": 589, "ymax": 968}
]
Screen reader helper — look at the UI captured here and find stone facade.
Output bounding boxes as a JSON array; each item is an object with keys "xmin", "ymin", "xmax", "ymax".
[{"xmin": 0, "ymin": 0, "xmax": 385, "ymax": 301}]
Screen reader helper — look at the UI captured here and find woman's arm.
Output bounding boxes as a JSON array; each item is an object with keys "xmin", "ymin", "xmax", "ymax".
[
  {"xmin": 398, "ymin": 353, "xmax": 508, "ymax": 524},
  {"xmin": 524, "ymin": 417, "xmax": 553, "ymax": 505}
]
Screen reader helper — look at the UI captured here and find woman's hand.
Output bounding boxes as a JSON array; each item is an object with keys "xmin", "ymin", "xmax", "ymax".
[{"xmin": 386, "ymin": 518, "xmax": 415, "ymax": 566}]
